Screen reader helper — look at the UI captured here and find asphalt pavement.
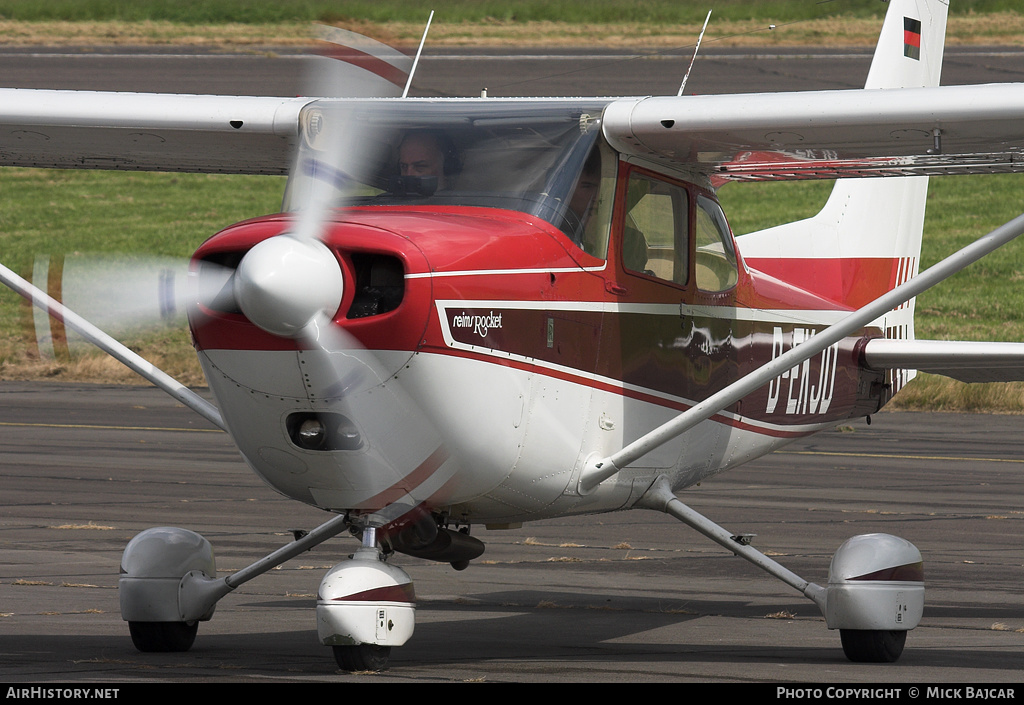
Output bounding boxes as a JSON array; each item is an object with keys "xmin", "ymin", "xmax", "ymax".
[{"xmin": 1, "ymin": 383, "xmax": 1022, "ymax": 682}]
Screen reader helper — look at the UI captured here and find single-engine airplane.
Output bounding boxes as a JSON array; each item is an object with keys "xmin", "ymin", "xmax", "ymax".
[{"xmin": 2, "ymin": 0, "xmax": 1024, "ymax": 670}]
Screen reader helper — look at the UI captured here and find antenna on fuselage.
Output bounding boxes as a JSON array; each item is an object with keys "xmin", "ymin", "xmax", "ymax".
[
  {"xmin": 677, "ymin": 10, "xmax": 712, "ymax": 96},
  {"xmin": 402, "ymin": 10, "xmax": 435, "ymax": 98}
]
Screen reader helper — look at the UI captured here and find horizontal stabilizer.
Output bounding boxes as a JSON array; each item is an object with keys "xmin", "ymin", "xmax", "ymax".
[{"xmin": 862, "ymin": 339, "xmax": 1024, "ymax": 383}]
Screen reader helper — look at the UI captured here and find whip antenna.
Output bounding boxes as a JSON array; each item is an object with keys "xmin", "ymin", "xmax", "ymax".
[
  {"xmin": 677, "ymin": 10, "xmax": 712, "ymax": 96},
  {"xmin": 403, "ymin": 10, "xmax": 435, "ymax": 98}
]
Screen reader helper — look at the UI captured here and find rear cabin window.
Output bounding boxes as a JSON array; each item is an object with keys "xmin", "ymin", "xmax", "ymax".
[
  {"xmin": 694, "ymin": 195, "xmax": 738, "ymax": 292},
  {"xmin": 622, "ymin": 172, "xmax": 689, "ymax": 286}
]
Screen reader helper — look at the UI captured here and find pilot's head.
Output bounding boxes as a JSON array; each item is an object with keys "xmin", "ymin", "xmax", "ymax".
[{"xmin": 398, "ymin": 131, "xmax": 455, "ymax": 190}]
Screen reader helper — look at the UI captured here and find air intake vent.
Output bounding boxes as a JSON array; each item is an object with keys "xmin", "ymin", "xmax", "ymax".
[{"xmin": 347, "ymin": 253, "xmax": 405, "ymax": 319}]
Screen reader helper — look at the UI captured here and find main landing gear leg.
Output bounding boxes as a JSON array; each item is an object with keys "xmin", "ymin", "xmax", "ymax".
[
  {"xmin": 121, "ymin": 513, "xmax": 352, "ymax": 653},
  {"xmin": 121, "ymin": 516, "xmax": 416, "ymax": 671},
  {"xmin": 636, "ymin": 476, "xmax": 923, "ymax": 663}
]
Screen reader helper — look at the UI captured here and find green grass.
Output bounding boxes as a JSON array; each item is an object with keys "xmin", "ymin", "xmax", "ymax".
[
  {"xmin": 0, "ymin": 169, "xmax": 284, "ymax": 384},
  {"xmin": 0, "ymin": 0, "xmax": 1018, "ymax": 25},
  {"xmin": 2, "ymin": 168, "xmax": 1022, "ymax": 412},
  {"xmin": 0, "ymin": 170, "xmax": 283, "ymax": 262}
]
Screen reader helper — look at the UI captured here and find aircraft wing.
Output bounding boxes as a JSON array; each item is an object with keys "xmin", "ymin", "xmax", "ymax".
[
  {"xmin": 6, "ymin": 82, "xmax": 1024, "ymax": 179},
  {"xmin": 0, "ymin": 89, "xmax": 312, "ymax": 174},
  {"xmin": 862, "ymin": 339, "xmax": 1024, "ymax": 383},
  {"xmin": 602, "ymin": 84, "xmax": 1024, "ymax": 181}
]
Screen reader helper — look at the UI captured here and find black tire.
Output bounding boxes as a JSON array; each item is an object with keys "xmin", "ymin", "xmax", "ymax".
[
  {"xmin": 332, "ymin": 644, "xmax": 391, "ymax": 671},
  {"xmin": 840, "ymin": 629, "xmax": 907, "ymax": 663},
  {"xmin": 128, "ymin": 621, "xmax": 199, "ymax": 652}
]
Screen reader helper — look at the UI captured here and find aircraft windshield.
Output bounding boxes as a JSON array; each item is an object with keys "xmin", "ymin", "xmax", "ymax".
[{"xmin": 285, "ymin": 99, "xmax": 612, "ymax": 238}]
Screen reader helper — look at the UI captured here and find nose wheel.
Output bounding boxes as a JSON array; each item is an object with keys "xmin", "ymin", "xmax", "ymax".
[
  {"xmin": 840, "ymin": 629, "xmax": 907, "ymax": 663},
  {"xmin": 317, "ymin": 528, "xmax": 416, "ymax": 671},
  {"xmin": 332, "ymin": 643, "xmax": 392, "ymax": 671}
]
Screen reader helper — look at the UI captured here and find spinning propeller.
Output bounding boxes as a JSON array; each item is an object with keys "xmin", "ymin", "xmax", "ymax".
[
  {"xmin": 16, "ymin": 22, "xmax": 479, "ymax": 564},
  {"xmin": 233, "ymin": 23, "xmax": 399, "ymax": 344},
  {"xmin": 220, "ymin": 50, "xmax": 474, "ymax": 562},
  {"xmin": 231, "ymin": 102, "xmax": 357, "ymax": 342}
]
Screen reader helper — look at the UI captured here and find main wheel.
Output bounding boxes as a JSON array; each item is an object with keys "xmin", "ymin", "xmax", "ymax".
[
  {"xmin": 840, "ymin": 629, "xmax": 906, "ymax": 663},
  {"xmin": 332, "ymin": 643, "xmax": 391, "ymax": 671},
  {"xmin": 128, "ymin": 621, "xmax": 198, "ymax": 652}
]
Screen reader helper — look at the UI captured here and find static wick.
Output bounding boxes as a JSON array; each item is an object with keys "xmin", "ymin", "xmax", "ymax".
[{"xmin": 678, "ymin": 10, "xmax": 712, "ymax": 97}]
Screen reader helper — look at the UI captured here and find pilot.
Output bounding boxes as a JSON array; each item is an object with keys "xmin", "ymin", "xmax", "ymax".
[{"xmin": 398, "ymin": 130, "xmax": 459, "ymax": 191}]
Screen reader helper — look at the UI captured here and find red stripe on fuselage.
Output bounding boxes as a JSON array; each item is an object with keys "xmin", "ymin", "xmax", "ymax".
[{"xmin": 744, "ymin": 257, "xmax": 902, "ymax": 309}]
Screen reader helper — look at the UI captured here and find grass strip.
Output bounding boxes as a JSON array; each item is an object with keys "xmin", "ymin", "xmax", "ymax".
[
  {"xmin": 1, "ymin": 170, "xmax": 1022, "ymax": 411},
  {"xmin": 0, "ymin": 15, "xmax": 1021, "ymax": 48}
]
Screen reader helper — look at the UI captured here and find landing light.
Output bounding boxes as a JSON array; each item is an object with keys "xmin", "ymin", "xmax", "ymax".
[
  {"xmin": 297, "ymin": 418, "xmax": 327, "ymax": 450},
  {"xmin": 288, "ymin": 412, "xmax": 363, "ymax": 451}
]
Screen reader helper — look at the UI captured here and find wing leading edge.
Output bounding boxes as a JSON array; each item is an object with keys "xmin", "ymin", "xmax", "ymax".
[
  {"xmin": 601, "ymin": 83, "xmax": 1024, "ymax": 181},
  {"xmin": 0, "ymin": 89, "xmax": 312, "ymax": 174},
  {"xmin": 8, "ymin": 85, "xmax": 1024, "ymax": 179}
]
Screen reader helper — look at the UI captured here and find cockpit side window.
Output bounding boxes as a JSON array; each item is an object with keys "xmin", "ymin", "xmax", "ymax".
[
  {"xmin": 560, "ymin": 141, "xmax": 616, "ymax": 260},
  {"xmin": 622, "ymin": 171, "xmax": 689, "ymax": 286},
  {"xmin": 695, "ymin": 195, "xmax": 738, "ymax": 292}
]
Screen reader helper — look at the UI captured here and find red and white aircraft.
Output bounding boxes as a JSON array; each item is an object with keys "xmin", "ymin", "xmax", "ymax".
[{"xmin": 2, "ymin": 0, "xmax": 1024, "ymax": 669}]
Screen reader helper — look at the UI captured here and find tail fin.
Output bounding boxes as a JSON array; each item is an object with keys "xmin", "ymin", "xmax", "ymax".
[
  {"xmin": 736, "ymin": 0, "xmax": 949, "ymax": 390},
  {"xmin": 865, "ymin": 0, "xmax": 947, "ymax": 90}
]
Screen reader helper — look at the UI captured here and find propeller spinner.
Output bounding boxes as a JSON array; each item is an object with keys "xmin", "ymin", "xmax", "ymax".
[{"xmin": 233, "ymin": 234, "xmax": 343, "ymax": 339}]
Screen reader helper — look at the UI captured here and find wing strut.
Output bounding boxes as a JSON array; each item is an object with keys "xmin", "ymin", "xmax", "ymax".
[
  {"xmin": 637, "ymin": 476, "xmax": 826, "ymax": 610},
  {"xmin": 0, "ymin": 261, "xmax": 226, "ymax": 432},
  {"xmin": 578, "ymin": 211, "xmax": 1024, "ymax": 494}
]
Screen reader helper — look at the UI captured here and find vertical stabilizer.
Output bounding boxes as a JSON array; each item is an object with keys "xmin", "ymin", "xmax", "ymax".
[
  {"xmin": 864, "ymin": 0, "xmax": 947, "ymax": 90},
  {"xmin": 736, "ymin": 0, "xmax": 950, "ymax": 393}
]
